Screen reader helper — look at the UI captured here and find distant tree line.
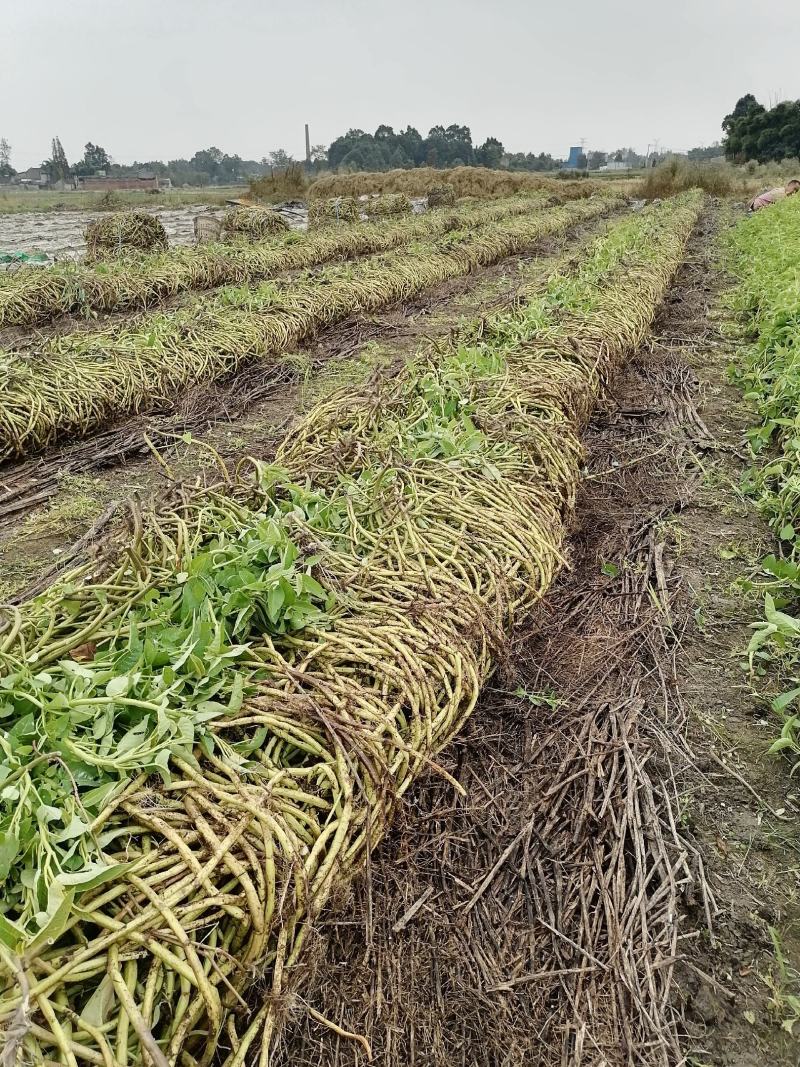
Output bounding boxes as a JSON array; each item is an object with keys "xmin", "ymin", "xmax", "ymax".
[
  {"xmin": 723, "ymin": 94, "xmax": 800, "ymax": 163},
  {"xmin": 687, "ymin": 143, "xmax": 724, "ymax": 161},
  {"xmin": 326, "ymin": 124, "xmax": 561, "ymax": 172},
  {"xmin": 0, "ymin": 139, "xmax": 316, "ymax": 187},
  {"xmin": 322, "ymin": 127, "xmax": 673, "ymax": 173},
  {"xmin": 0, "ymin": 120, "xmax": 740, "ymax": 192}
]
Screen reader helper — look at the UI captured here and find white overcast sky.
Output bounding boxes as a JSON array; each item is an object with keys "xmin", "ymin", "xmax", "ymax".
[{"xmin": 1, "ymin": 0, "xmax": 798, "ymax": 168}]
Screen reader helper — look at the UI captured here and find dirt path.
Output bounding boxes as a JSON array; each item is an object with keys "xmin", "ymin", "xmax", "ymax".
[
  {"xmin": 671, "ymin": 217, "xmax": 800, "ymax": 1065},
  {"xmin": 265, "ymin": 204, "xmax": 800, "ymax": 1065}
]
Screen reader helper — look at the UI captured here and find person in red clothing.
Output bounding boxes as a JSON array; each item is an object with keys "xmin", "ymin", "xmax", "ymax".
[{"xmin": 748, "ymin": 179, "xmax": 800, "ymax": 212}]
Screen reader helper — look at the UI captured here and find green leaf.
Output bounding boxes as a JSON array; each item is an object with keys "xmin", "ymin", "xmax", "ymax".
[
  {"xmin": 59, "ymin": 861, "xmax": 131, "ymax": 893},
  {"xmin": 228, "ymin": 672, "xmax": 244, "ymax": 714},
  {"xmin": 105, "ymin": 675, "xmax": 130, "ymax": 699},
  {"xmin": 0, "ymin": 913, "xmax": 25, "ymax": 950},
  {"xmin": 772, "ymin": 686, "xmax": 800, "ymax": 714},
  {"xmin": 80, "ymin": 973, "xmax": 116, "ymax": 1027},
  {"xmin": 53, "ymin": 814, "xmax": 91, "ymax": 843},
  {"xmin": 267, "ymin": 584, "xmax": 285, "ymax": 622},
  {"xmin": 0, "ymin": 832, "xmax": 20, "ymax": 881},
  {"xmin": 27, "ymin": 881, "xmax": 75, "ymax": 955},
  {"xmin": 82, "ymin": 781, "xmax": 119, "ymax": 811},
  {"xmin": 767, "ymin": 737, "xmax": 797, "ymax": 753},
  {"xmin": 153, "ymin": 749, "xmax": 172, "ymax": 784}
]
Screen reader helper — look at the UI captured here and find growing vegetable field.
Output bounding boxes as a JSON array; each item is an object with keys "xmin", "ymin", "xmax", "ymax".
[{"xmin": 0, "ymin": 180, "xmax": 798, "ymax": 1067}]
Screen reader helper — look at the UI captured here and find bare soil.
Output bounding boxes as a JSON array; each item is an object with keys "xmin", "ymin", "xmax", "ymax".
[{"xmin": 0, "ymin": 206, "xmax": 225, "ymax": 261}]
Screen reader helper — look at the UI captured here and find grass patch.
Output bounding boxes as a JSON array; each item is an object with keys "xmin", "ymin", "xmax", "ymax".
[{"xmin": 0, "ymin": 186, "xmax": 244, "ymax": 215}]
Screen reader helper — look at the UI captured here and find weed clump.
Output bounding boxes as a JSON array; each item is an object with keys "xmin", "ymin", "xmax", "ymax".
[
  {"xmin": 248, "ymin": 164, "xmax": 308, "ymax": 202},
  {"xmin": 612, "ymin": 155, "xmax": 800, "ymax": 202}
]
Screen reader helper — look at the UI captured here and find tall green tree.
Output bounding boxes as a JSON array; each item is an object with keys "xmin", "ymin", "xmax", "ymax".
[
  {"xmin": 73, "ymin": 142, "xmax": 111, "ymax": 177},
  {"xmin": 720, "ymin": 94, "xmax": 800, "ymax": 163},
  {"xmin": 0, "ymin": 138, "xmax": 13, "ymax": 180},
  {"xmin": 476, "ymin": 137, "xmax": 504, "ymax": 168},
  {"xmin": 43, "ymin": 136, "xmax": 70, "ymax": 182},
  {"xmin": 266, "ymin": 149, "xmax": 294, "ymax": 168}
]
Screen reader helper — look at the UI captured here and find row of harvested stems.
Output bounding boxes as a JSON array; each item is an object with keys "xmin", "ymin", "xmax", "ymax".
[
  {"xmin": 0, "ymin": 196, "xmax": 548, "ymax": 328},
  {"xmin": 308, "ymin": 164, "xmax": 606, "ymax": 201},
  {"xmin": 221, "ymin": 207, "xmax": 289, "ymax": 241},
  {"xmin": 0, "ymin": 196, "xmax": 616, "ymax": 461},
  {"xmin": 0, "ymin": 191, "xmax": 704, "ymax": 1067},
  {"xmin": 84, "ymin": 212, "xmax": 169, "ymax": 263}
]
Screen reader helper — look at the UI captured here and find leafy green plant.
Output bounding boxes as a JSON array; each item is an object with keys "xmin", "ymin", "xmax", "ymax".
[
  {"xmin": 728, "ymin": 195, "xmax": 800, "ymax": 756},
  {"xmin": 763, "ymin": 926, "xmax": 800, "ymax": 1035},
  {"xmin": 0, "ymin": 465, "xmax": 340, "ymax": 940}
]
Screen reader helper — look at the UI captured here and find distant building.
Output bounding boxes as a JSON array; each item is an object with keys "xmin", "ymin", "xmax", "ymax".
[
  {"xmin": 15, "ymin": 166, "xmax": 48, "ymax": 187},
  {"xmin": 77, "ymin": 173, "xmax": 166, "ymax": 191},
  {"xmin": 564, "ymin": 147, "xmax": 583, "ymax": 169},
  {"xmin": 599, "ymin": 161, "xmax": 630, "ymax": 171}
]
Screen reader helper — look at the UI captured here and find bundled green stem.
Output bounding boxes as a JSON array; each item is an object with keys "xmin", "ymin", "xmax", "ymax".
[
  {"xmin": 307, "ymin": 196, "xmax": 360, "ymax": 227},
  {"xmin": 0, "ymin": 197, "xmax": 614, "ymax": 461},
  {"xmin": 221, "ymin": 207, "xmax": 289, "ymax": 240},
  {"xmin": 428, "ymin": 184, "xmax": 456, "ymax": 208},
  {"xmin": 0, "ymin": 192, "xmax": 703, "ymax": 1067},
  {"xmin": 84, "ymin": 212, "xmax": 169, "ymax": 263},
  {"xmin": 364, "ymin": 193, "xmax": 412, "ymax": 218}
]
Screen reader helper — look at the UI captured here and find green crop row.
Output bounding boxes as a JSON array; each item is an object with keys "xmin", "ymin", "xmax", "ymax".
[
  {"xmin": 0, "ymin": 192, "xmax": 704, "ymax": 1067},
  {"xmin": 0, "ymin": 197, "xmax": 614, "ymax": 461},
  {"xmin": 728, "ymin": 196, "xmax": 800, "ymax": 758}
]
